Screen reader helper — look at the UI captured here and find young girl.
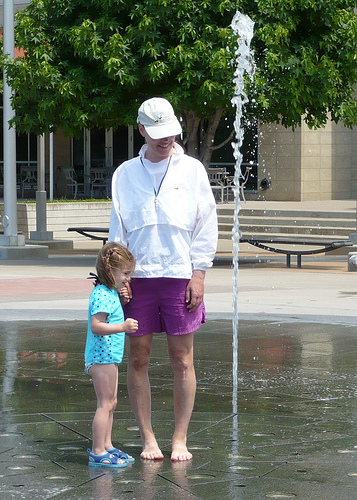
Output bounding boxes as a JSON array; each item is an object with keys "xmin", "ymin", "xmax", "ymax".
[{"xmin": 85, "ymin": 242, "xmax": 139, "ymax": 468}]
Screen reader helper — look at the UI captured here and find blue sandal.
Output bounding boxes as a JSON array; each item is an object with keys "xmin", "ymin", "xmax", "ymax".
[
  {"xmin": 88, "ymin": 449, "xmax": 129, "ymax": 468},
  {"xmin": 106, "ymin": 447, "xmax": 135, "ymax": 463}
]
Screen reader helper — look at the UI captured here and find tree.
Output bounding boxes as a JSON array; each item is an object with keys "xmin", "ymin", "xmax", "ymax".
[
  {"xmin": 3, "ymin": 0, "xmax": 238, "ymax": 165},
  {"xmin": 3, "ymin": 0, "xmax": 357, "ymax": 166},
  {"xmin": 239, "ymin": 0, "xmax": 357, "ymax": 130}
]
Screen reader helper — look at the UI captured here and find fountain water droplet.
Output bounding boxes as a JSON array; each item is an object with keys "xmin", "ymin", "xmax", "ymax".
[{"xmin": 231, "ymin": 11, "xmax": 255, "ymax": 416}]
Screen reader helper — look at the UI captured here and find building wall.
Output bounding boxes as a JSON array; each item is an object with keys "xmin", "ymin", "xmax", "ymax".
[
  {"xmin": 256, "ymin": 123, "xmax": 302, "ymax": 201},
  {"xmin": 301, "ymin": 120, "xmax": 356, "ymax": 201},
  {"xmin": 0, "ymin": 0, "xmax": 29, "ymax": 20},
  {"xmin": 331, "ymin": 121, "xmax": 356, "ymax": 200},
  {"xmin": 253, "ymin": 120, "xmax": 357, "ymax": 202}
]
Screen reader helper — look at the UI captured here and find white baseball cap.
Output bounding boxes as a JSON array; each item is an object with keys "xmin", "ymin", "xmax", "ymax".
[{"xmin": 137, "ymin": 97, "xmax": 182, "ymax": 139}]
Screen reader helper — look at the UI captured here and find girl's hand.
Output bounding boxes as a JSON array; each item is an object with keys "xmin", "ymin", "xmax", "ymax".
[
  {"xmin": 124, "ymin": 318, "xmax": 138, "ymax": 333},
  {"xmin": 118, "ymin": 282, "xmax": 132, "ymax": 305},
  {"xmin": 91, "ymin": 313, "xmax": 138, "ymax": 336}
]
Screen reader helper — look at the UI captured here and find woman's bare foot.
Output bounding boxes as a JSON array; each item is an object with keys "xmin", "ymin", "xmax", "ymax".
[
  {"xmin": 171, "ymin": 443, "xmax": 193, "ymax": 462},
  {"xmin": 140, "ymin": 442, "xmax": 164, "ymax": 460}
]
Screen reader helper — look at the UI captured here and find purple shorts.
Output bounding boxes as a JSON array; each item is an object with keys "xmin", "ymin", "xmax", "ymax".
[{"xmin": 124, "ymin": 277, "xmax": 206, "ymax": 337}]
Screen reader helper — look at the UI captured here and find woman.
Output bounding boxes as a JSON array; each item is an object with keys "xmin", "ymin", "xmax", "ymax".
[{"xmin": 109, "ymin": 97, "xmax": 218, "ymax": 461}]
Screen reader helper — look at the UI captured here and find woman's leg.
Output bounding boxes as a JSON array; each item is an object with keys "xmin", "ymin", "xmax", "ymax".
[
  {"xmin": 167, "ymin": 332, "xmax": 196, "ymax": 461},
  {"xmin": 127, "ymin": 334, "xmax": 164, "ymax": 459},
  {"xmin": 90, "ymin": 363, "xmax": 118, "ymax": 455}
]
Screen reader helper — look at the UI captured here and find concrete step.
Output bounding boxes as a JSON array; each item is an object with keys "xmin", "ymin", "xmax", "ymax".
[
  {"xmin": 240, "ymin": 209, "xmax": 356, "ymax": 219},
  {"xmin": 218, "ymin": 211, "xmax": 355, "ymax": 224},
  {"xmin": 217, "ymin": 205, "xmax": 356, "ymax": 241},
  {"xmin": 219, "ymin": 215, "xmax": 355, "ymax": 227},
  {"xmin": 217, "ymin": 206, "xmax": 356, "ymax": 219},
  {"xmin": 219, "ymin": 229, "xmax": 352, "ymax": 240},
  {"xmin": 219, "ymin": 224, "xmax": 353, "ymax": 237}
]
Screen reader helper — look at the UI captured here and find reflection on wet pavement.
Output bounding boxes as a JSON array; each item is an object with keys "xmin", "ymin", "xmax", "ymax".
[{"xmin": 1, "ymin": 319, "xmax": 357, "ymax": 499}]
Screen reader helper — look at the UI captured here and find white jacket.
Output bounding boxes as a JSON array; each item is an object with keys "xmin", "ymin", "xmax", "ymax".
[{"xmin": 109, "ymin": 143, "xmax": 218, "ymax": 278}]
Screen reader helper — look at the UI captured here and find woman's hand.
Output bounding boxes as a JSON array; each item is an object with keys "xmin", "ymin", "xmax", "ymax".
[{"xmin": 185, "ymin": 270, "xmax": 205, "ymax": 312}]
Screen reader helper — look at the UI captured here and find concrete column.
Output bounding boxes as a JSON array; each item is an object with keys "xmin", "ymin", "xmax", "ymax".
[{"xmin": 30, "ymin": 135, "xmax": 53, "ymax": 241}]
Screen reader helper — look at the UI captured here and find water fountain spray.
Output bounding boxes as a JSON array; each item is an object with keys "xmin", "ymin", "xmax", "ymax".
[{"xmin": 231, "ymin": 12, "xmax": 255, "ymax": 414}]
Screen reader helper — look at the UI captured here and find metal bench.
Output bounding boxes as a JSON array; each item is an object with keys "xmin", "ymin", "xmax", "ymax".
[
  {"xmin": 67, "ymin": 228, "xmax": 353, "ymax": 268},
  {"xmin": 240, "ymin": 235, "xmax": 353, "ymax": 268},
  {"xmin": 67, "ymin": 227, "xmax": 109, "ymax": 245}
]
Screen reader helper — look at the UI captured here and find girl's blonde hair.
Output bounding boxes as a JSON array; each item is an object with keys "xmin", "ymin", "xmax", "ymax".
[{"xmin": 96, "ymin": 242, "xmax": 135, "ymax": 289}]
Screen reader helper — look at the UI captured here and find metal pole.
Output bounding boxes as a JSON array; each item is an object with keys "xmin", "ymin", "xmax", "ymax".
[
  {"xmin": 1, "ymin": 0, "xmax": 23, "ymax": 246},
  {"xmin": 38, "ymin": 134, "xmax": 45, "ymax": 191},
  {"xmin": 49, "ymin": 132, "xmax": 54, "ymax": 200}
]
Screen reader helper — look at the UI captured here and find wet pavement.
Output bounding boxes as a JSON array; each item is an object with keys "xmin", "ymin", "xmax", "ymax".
[{"xmin": 1, "ymin": 249, "xmax": 357, "ymax": 499}]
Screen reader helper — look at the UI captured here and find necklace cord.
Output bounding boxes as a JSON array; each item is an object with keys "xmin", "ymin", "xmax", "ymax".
[{"xmin": 140, "ymin": 155, "xmax": 173, "ymax": 199}]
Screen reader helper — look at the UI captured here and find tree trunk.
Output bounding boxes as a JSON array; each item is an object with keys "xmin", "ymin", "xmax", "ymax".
[
  {"xmin": 182, "ymin": 110, "xmax": 200, "ymax": 159},
  {"xmin": 199, "ymin": 108, "xmax": 224, "ymax": 167},
  {"xmin": 182, "ymin": 108, "xmax": 225, "ymax": 168}
]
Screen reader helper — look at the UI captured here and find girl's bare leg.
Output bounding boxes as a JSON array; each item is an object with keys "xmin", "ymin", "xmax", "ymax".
[{"xmin": 90, "ymin": 363, "xmax": 118, "ymax": 455}]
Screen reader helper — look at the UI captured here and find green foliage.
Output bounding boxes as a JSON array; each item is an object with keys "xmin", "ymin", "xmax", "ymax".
[
  {"xmin": 238, "ymin": 0, "xmax": 357, "ymax": 128},
  {"xmin": 2, "ymin": 0, "xmax": 357, "ymax": 141},
  {"xmin": 4, "ymin": 0, "xmax": 238, "ymax": 136}
]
